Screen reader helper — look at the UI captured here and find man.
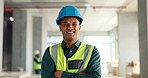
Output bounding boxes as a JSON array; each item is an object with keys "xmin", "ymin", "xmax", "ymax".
[
  {"xmin": 41, "ymin": 5, "xmax": 101, "ymax": 78},
  {"xmin": 33, "ymin": 50, "xmax": 41, "ymax": 74}
]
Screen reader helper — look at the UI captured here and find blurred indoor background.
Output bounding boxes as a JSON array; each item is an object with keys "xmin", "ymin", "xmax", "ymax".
[{"xmin": 1, "ymin": 0, "xmax": 147, "ymax": 78}]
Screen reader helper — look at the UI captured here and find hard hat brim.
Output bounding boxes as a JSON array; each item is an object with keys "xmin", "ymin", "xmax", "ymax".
[{"xmin": 56, "ymin": 16, "xmax": 83, "ymax": 25}]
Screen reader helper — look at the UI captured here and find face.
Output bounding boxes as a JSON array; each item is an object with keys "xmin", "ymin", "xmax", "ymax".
[{"xmin": 59, "ymin": 17, "xmax": 81, "ymax": 42}]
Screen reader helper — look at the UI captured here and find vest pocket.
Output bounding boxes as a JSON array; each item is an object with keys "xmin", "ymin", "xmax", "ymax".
[{"xmin": 68, "ymin": 60, "xmax": 83, "ymax": 69}]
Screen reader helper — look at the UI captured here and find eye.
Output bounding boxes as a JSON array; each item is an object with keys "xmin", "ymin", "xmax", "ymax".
[
  {"xmin": 73, "ymin": 23, "xmax": 78, "ymax": 26},
  {"xmin": 62, "ymin": 23, "xmax": 69, "ymax": 26}
]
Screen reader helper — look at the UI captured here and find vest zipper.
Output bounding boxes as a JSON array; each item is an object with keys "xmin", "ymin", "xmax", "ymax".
[{"xmin": 66, "ymin": 58, "xmax": 68, "ymax": 72}]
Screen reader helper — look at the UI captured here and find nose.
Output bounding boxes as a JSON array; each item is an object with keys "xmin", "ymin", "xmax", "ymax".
[{"xmin": 67, "ymin": 24, "xmax": 73, "ymax": 29}]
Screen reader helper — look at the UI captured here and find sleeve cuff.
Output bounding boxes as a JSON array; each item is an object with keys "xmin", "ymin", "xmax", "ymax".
[{"xmin": 62, "ymin": 71, "xmax": 71, "ymax": 78}]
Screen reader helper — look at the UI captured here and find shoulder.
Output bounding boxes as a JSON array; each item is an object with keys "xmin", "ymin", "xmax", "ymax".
[
  {"xmin": 52, "ymin": 44, "xmax": 59, "ymax": 47},
  {"xmin": 84, "ymin": 43, "xmax": 100, "ymax": 53},
  {"xmin": 50, "ymin": 43, "xmax": 60, "ymax": 47},
  {"xmin": 82, "ymin": 42, "xmax": 96, "ymax": 49},
  {"xmin": 82, "ymin": 42, "xmax": 99, "ymax": 52}
]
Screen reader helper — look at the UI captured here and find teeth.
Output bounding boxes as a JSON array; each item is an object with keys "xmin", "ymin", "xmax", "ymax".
[{"xmin": 67, "ymin": 32, "xmax": 73, "ymax": 33}]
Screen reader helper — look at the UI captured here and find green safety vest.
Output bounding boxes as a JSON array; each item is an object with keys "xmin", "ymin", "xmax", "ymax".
[
  {"xmin": 33, "ymin": 56, "xmax": 41, "ymax": 70},
  {"xmin": 49, "ymin": 42, "xmax": 94, "ymax": 73}
]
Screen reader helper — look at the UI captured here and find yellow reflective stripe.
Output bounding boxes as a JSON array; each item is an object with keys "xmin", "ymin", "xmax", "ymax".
[
  {"xmin": 68, "ymin": 69, "xmax": 79, "ymax": 73},
  {"xmin": 49, "ymin": 45, "xmax": 58, "ymax": 65},
  {"xmin": 78, "ymin": 44, "xmax": 90, "ymax": 72},
  {"xmin": 57, "ymin": 43, "xmax": 67, "ymax": 71},
  {"xmin": 84, "ymin": 45, "xmax": 94, "ymax": 70},
  {"xmin": 49, "ymin": 46, "xmax": 52, "ymax": 58}
]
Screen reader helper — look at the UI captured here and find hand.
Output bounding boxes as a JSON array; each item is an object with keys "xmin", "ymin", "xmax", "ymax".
[
  {"xmin": 54, "ymin": 70, "xmax": 63, "ymax": 78},
  {"xmin": 80, "ymin": 72, "xmax": 86, "ymax": 74}
]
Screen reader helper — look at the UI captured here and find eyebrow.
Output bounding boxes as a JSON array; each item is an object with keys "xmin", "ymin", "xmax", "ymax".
[
  {"xmin": 62, "ymin": 22, "xmax": 68, "ymax": 24},
  {"xmin": 62, "ymin": 21, "xmax": 78, "ymax": 24}
]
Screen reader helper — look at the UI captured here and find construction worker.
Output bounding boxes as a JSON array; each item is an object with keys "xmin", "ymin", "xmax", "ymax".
[
  {"xmin": 33, "ymin": 50, "xmax": 41, "ymax": 74},
  {"xmin": 41, "ymin": 5, "xmax": 101, "ymax": 78}
]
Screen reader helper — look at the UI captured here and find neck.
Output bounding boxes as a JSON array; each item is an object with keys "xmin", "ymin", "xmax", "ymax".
[{"xmin": 64, "ymin": 39, "xmax": 78, "ymax": 48}]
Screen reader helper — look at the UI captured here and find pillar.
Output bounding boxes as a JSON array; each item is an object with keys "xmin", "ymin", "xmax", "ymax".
[
  {"xmin": 33, "ymin": 17, "xmax": 42, "ymax": 54},
  {"xmin": 118, "ymin": 12, "xmax": 139, "ymax": 76},
  {"xmin": 12, "ymin": 10, "xmax": 28, "ymax": 71},
  {"xmin": 33, "ymin": 16, "xmax": 48, "ymax": 57},
  {"xmin": 0, "ymin": 0, "xmax": 4, "ymax": 72},
  {"xmin": 138, "ymin": 0, "xmax": 148, "ymax": 77}
]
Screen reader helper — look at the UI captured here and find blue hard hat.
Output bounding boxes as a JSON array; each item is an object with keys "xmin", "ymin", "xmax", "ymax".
[{"xmin": 56, "ymin": 5, "xmax": 83, "ymax": 25}]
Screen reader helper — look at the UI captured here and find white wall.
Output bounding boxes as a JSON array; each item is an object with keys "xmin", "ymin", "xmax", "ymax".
[
  {"xmin": 118, "ymin": 12, "xmax": 139, "ymax": 76},
  {"xmin": 109, "ymin": 27, "xmax": 118, "ymax": 60}
]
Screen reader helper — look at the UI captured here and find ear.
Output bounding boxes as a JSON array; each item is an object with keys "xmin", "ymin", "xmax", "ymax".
[
  {"xmin": 59, "ymin": 26, "xmax": 62, "ymax": 31},
  {"xmin": 79, "ymin": 26, "xmax": 81, "ymax": 30}
]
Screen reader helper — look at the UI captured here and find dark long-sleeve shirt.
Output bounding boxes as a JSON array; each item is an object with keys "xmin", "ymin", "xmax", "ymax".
[{"xmin": 41, "ymin": 40, "xmax": 101, "ymax": 78}]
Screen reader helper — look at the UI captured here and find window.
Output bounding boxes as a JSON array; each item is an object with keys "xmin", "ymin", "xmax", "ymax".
[
  {"xmin": 46, "ymin": 36, "xmax": 63, "ymax": 47},
  {"xmin": 84, "ymin": 36, "xmax": 113, "ymax": 74}
]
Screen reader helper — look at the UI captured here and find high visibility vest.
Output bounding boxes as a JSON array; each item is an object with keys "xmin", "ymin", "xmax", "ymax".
[
  {"xmin": 49, "ymin": 42, "xmax": 94, "ymax": 73},
  {"xmin": 33, "ymin": 56, "xmax": 41, "ymax": 70}
]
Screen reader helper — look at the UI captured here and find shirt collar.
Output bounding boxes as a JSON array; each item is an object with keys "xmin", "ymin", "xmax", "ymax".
[{"xmin": 61, "ymin": 40, "xmax": 81, "ymax": 49}]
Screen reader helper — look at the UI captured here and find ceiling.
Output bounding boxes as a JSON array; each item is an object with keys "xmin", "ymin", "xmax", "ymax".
[{"xmin": 4, "ymin": 0, "xmax": 137, "ymax": 32}]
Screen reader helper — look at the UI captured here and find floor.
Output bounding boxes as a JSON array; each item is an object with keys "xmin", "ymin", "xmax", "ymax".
[
  {"xmin": 30, "ymin": 74, "xmax": 124, "ymax": 78},
  {"xmin": 102, "ymin": 74, "xmax": 124, "ymax": 78},
  {"xmin": 0, "ymin": 72, "xmax": 124, "ymax": 78}
]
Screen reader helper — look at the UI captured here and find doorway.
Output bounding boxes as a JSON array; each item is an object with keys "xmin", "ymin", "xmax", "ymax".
[{"xmin": 3, "ymin": 10, "xmax": 13, "ymax": 71}]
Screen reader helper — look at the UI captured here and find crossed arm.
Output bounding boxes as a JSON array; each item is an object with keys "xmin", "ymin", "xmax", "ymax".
[{"xmin": 41, "ymin": 47, "xmax": 101, "ymax": 78}]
